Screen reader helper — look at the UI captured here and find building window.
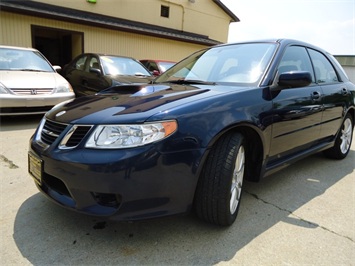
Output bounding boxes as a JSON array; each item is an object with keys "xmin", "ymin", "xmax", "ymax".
[{"xmin": 161, "ymin": 5, "xmax": 170, "ymax": 18}]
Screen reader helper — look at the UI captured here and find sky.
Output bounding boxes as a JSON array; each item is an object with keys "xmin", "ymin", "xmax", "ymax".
[{"xmin": 220, "ymin": 0, "xmax": 355, "ymax": 55}]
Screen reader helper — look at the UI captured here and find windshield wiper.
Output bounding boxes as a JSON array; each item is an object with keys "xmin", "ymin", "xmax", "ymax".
[
  {"xmin": 168, "ymin": 79, "xmax": 216, "ymax": 85},
  {"xmin": 134, "ymin": 73, "xmax": 149, "ymax": 77},
  {"xmin": 17, "ymin": 69, "xmax": 47, "ymax": 72}
]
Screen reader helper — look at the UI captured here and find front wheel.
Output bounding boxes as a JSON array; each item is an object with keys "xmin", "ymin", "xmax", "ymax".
[
  {"xmin": 323, "ymin": 113, "xmax": 353, "ymax": 159},
  {"xmin": 194, "ymin": 132, "xmax": 246, "ymax": 226}
]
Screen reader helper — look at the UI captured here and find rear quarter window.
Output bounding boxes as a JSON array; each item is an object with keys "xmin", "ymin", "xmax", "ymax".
[{"xmin": 308, "ymin": 49, "xmax": 339, "ymax": 84}]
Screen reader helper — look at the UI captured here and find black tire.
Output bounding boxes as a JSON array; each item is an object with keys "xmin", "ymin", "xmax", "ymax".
[
  {"xmin": 323, "ymin": 113, "xmax": 353, "ymax": 160},
  {"xmin": 195, "ymin": 132, "xmax": 246, "ymax": 226}
]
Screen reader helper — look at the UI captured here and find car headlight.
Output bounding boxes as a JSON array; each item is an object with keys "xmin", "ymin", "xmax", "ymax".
[
  {"xmin": 85, "ymin": 121, "xmax": 177, "ymax": 149},
  {"xmin": 56, "ymin": 82, "xmax": 73, "ymax": 93},
  {"xmin": 0, "ymin": 82, "xmax": 9, "ymax": 94}
]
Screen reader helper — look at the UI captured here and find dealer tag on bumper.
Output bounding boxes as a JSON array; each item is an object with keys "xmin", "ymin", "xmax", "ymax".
[{"xmin": 28, "ymin": 152, "xmax": 42, "ymax": 185}]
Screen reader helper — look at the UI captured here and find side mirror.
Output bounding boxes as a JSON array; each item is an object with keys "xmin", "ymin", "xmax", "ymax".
[
  {"xmin": 53, "ymin": 65, "xmax": 62, "ymax": 72},
  {"xmin": 276, "ymin": 71, "xmax": 312, "ymax": 89},
  {"xmin": 89, "ymin": 67, "xmax": 101, "ymax": 76}
]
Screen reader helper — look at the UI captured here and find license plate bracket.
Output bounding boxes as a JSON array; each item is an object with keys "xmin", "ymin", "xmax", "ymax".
[{"xmin": 28, "ymin": 152, "xmax": 42, "ymax": 185}]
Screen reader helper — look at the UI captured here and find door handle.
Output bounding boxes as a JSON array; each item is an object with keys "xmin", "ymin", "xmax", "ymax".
[
  {"xmin": 341, "ymin": 88, "xmax": 348, "ymax": 95},
  {"xmin": 311, "ymin": 91, "xmax": 321, "ymax": 100}
]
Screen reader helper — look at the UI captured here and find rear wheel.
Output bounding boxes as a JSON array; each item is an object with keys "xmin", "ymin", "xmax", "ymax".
[
  {"xmin": 195, "ymin": 132, "xmax": 245, "ymax": 226},
  {"xmin": 323, "ymin": 113, "xmax": 353, "ymax": 159}
]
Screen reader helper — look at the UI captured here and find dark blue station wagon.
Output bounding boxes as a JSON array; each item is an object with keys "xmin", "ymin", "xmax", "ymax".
[{"xmin": 29, "ymin": 39, "xmax": 355, "ymax": 226}]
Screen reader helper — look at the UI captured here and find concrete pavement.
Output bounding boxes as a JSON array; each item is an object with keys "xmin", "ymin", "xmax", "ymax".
[{"xmin": 1, "ymin": 115, "xmax": 354, "ymax": 265}]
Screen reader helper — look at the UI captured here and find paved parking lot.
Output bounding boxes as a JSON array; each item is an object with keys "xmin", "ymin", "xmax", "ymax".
[{"xmin": 1, "ymin": 115, "xmax": 354, "ymax": 265}]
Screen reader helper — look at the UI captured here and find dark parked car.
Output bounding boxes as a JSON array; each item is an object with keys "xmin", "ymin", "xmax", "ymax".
[
  {"xmin": 29, "ymin": 39, "xmax": 354, "ymax": 226},
  {"xmin": 140, "ymin": 59, "xmax": 176, "ymax": 76},
  {"xmin": 61, "ymin": 53, "xmax": 153, "ymax": 97}
]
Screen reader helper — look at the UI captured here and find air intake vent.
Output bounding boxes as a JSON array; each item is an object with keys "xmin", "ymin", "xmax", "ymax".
[
  {"xmin": 66, "ymin": 126, "xmax": 92, "ymax": 148},
  {"xmin": 41, "ymin": 119, "xmax": 68, "ymax": 145},
  {"xmin": 59, "ymin": 125, "xmax": 92, "ymax": 149}
]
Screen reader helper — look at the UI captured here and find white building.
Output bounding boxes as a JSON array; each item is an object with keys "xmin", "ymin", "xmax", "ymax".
[{"xmin": 335, "ymin": 56, "xmax": 355, "ymax": 83}]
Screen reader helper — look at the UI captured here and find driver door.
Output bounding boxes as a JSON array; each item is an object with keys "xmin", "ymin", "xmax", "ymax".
[{"xmin": 269, "ymin": 45, "xmax": 323, "ymax": 162}]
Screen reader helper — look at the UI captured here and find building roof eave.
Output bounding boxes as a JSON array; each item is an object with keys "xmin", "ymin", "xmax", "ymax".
[
  {"xmin": 0, "ymin": 0, "xmax": 222, "ymax": 46},
  {"xmin": 212, "ymin": 0, "xmax": 240, "ymax": 23}
]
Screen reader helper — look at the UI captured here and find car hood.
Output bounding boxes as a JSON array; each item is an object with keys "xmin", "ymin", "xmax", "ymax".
[
  {"xmin": 110, "ymin": 75, "xmax": 154, "ymax": 85},
  {"xmin": 0, "ymin": 71, "xmax": 66, "ymax": 89},
  {"xmin": 46, "ymin": 83, "xmax": 240, "ymax": 124}
]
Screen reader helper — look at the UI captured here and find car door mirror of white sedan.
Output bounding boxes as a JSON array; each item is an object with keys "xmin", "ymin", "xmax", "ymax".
[
  {"xmin": 53, "ymin": 65, "xmax": 62, "ymax": 73},
  {"xmin": 272, "ymin": 71, "xmax": 312, "ymax": 90}
]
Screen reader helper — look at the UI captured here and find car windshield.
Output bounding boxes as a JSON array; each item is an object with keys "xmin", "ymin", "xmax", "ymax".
[
  {"xmin": 0, "ymin": 48, "xmax": 54, "ymax": 72},
  {"xmin": 101, "ymin": 56, "xmax": 151, "ymax": 76},
  {"xmin": 155, "ymin": 43, "xmax": 277, "ymax": 85},
  {"xmin": 158, "ymin": 62, "xmax": 175, "ymax": 72}
]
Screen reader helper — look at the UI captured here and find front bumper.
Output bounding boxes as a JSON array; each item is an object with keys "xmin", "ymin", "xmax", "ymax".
[
  {"xmin": 0, "ymin": 93, "xmax": 74, "ymax": 115},
  {"xmin": 29, "ymin": 140, "xmax": 203, "ymax": 221}
]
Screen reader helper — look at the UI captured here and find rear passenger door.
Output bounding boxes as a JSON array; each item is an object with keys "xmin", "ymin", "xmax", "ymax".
[
  {"xmin": 307, "ymin": 48, "xmax": 349, "ymax": 139},
  {"xmin": 269, "ymin": 46, "xmax": 323, "ymax": 161}
]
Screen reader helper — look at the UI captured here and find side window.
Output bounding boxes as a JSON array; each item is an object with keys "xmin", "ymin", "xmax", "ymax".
[
  {"xmin": 88, "ymin": 56, "xmax": 100, "ymax": 72},
  {"xmin": 147, "ymin": 62, "xmax": 158, "ymax": 72},
  {"xmin": 278, "ymin": 46, "xmax": 315, "ymax": 83},
  {"xmin": 74, "ymin": 55, "xmax": 87, "ymax": 71},
  {"xmin": 308, "ymin": 49, "xmax": 339, "ymax": 84}
]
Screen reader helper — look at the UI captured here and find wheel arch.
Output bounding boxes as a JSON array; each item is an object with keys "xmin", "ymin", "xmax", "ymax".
[
  {"xmin": 347, "ymin": 107, "xmax": 355, "ymax": 128},
  {"xmin": 230, "ymin": 125, "xmax": 264, "ymax": 182},
  {"xmin": 200, "ymin": 123, "xmax": 265, "ymax": 183}
]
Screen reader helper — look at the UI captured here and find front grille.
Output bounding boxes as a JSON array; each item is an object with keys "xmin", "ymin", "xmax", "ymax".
[
  {"xmin": 40, "ymin": 119, "xmax": 92, "ymax": 148},
  {"xmin": 11, "ymin": 88, "xmax": 53, "ymax": 95},
  {"xmin": 41, "ymin": 119, "xmax": 68, "ymax": 145},
  {"xmin": 60, "ymin": 125, "xmax": 92, "ymax": 148}
]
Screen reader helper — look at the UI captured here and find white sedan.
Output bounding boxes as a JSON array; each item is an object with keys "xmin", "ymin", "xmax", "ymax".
[{"xmin": 0, "ymin": 45, "xmax": 74, "ymax": 116}]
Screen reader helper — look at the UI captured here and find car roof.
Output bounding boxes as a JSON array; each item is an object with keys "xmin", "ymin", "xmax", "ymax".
[
  {"xmin": 0, "ymin": 45, "xmax": 39, "ymax": 52},
  {"xmin": 140, "ymin": 59, "xmax": 176, "ymax": 63},
  {"xmin": 218, "ymin": 38, "xmax": 328, "ymax": 53},
  {"xmin": 80, "ymin": 53, "xmax": 137, "ymax": 60}
]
